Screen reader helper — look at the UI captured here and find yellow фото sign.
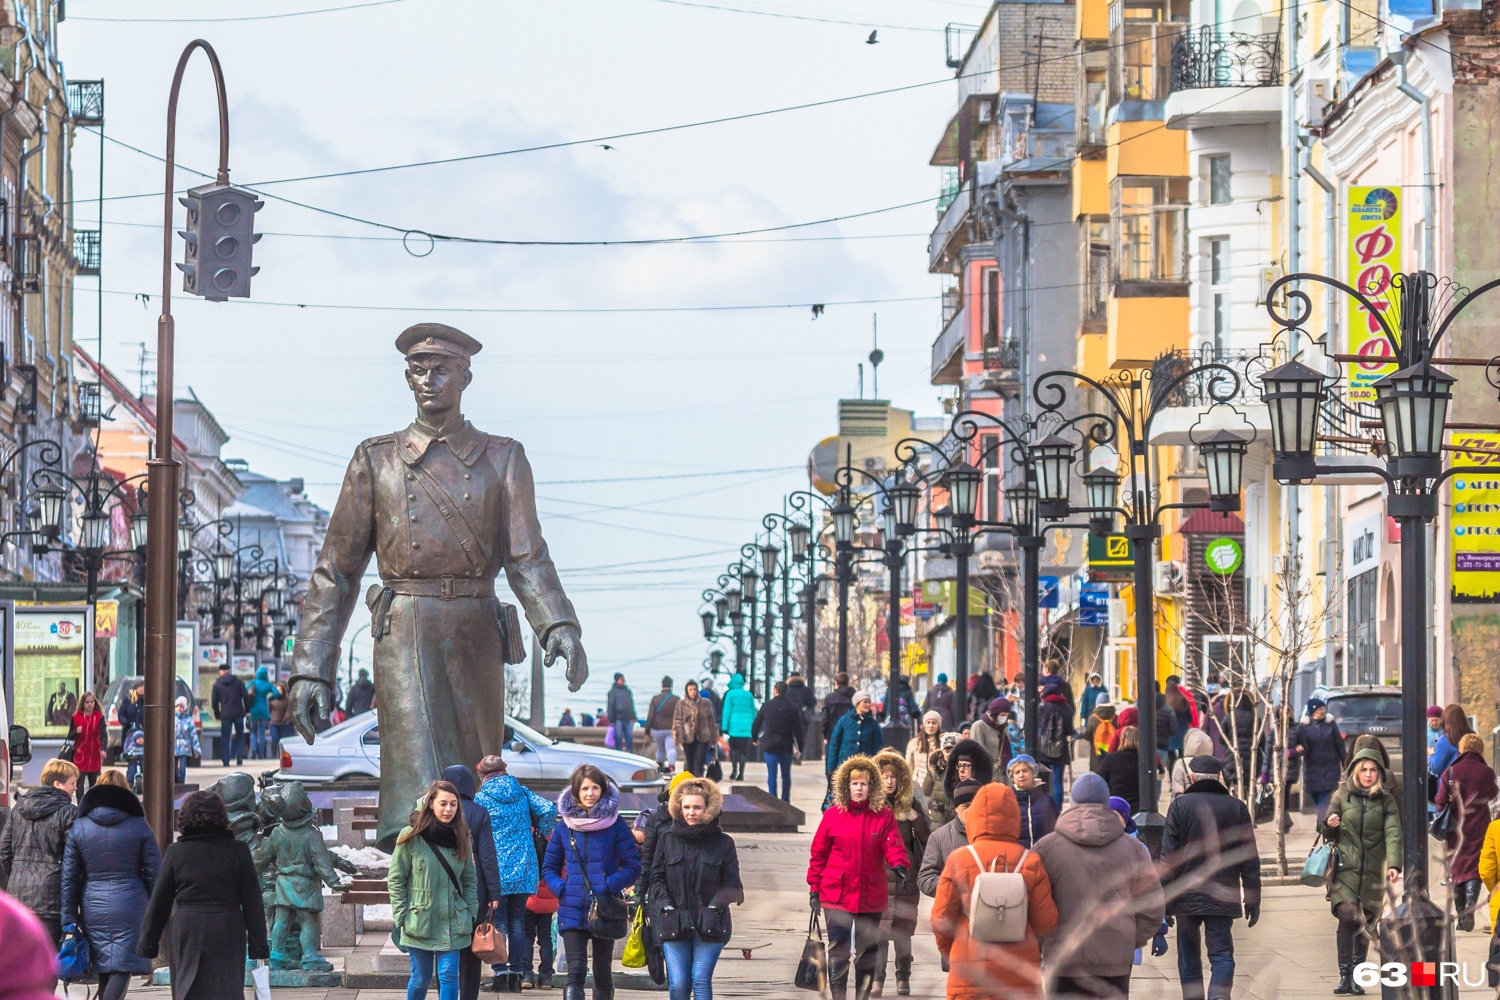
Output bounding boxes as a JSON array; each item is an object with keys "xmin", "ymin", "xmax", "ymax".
[
  {"xmin": 1346, "ymin": 186, "xmax": 1401, "ymax": 402},
  {"xmin": 1450, "ymin": 432, "xmax": 1500, "ymax": 604}
]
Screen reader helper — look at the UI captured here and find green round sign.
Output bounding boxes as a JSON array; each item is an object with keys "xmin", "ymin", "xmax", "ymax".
[{"xmin": 1204, "ymin": 537, "xmax": 1243, "ymax": 575}]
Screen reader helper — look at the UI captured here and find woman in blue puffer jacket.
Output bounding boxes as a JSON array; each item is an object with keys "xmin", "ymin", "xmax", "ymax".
[
  {"xmin": 475, "ymin": 755, "xmax": 557, "ymax": 989},
  {"xmin": 542, "ymin": 765, "xmax": 640, "ymax": 1000}
]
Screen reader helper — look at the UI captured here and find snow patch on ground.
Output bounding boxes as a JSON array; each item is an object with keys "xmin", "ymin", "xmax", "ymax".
[{"xmin": 332, "ymin": 843, "xmax": 392, "ymax": 869}]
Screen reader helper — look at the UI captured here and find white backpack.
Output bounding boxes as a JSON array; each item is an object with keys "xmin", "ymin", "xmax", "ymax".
[{"xmin": 964, "ymin": 844, "xmax": 1031, "ymax": 944}]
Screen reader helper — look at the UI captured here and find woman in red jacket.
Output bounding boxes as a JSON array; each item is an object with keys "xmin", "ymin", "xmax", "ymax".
[
  {"xmin": 807, "ymin": 754, "xmax": 909, "ymax": 1000},
  {"xmin": 69, "ymin": 691, "xmax": 105, "ymax": 801}
]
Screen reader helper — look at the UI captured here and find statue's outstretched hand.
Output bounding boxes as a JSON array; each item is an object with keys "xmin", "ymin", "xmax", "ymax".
[
  {"xmin": 545, "ymin": 627, "xmax": 588, "ymax": 692},
  {"xmin": 290, "ymin": 679, "xmax": 331, "ymax": 744}
]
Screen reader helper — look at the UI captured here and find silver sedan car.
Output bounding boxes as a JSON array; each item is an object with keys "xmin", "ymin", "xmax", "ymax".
[{"xmin": 276, "ymin": 711, "xmax": 663, "ymax": 792}]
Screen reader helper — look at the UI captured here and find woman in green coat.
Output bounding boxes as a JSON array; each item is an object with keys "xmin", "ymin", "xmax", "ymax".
[
  {"xmin": 1318, "ymin": 748, "xmax": 1402, "ymax": 996},
  {"xmin": 390, "ymin": 780, "xmax": 480, "ymax": 1000}
]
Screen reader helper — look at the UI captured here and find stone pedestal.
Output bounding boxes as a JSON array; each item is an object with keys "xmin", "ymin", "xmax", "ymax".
[{"xmin": 321, "ymin": 889, "xmax": 362, "ymax": 948}]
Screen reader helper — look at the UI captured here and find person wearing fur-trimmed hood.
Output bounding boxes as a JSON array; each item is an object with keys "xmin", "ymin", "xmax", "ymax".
[
  {"xmin": 873, "ymin": 750, "xmax": 930, "ymax": 996},
  {"xmin": 808, "ymin": 755, "xmax": 910, "ymax": 1000},
  {"xmin": 647, "ymin": 778, "xmax": 743, "ymax": 1000}
]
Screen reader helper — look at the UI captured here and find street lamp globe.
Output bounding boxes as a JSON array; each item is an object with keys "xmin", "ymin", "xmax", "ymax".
[
  {"xmin": 701, "ymin": 610, "xmax": 715, "ymax": 639},
  {"xmin": 36, "ymin": 487, "xmax": 65, "ymax": 536},
  {"xmin": 266, "ymin": 586, "xmax": 284, "ymax": 612},
  {"xmin": 132, "ymin": 508, "xmax": 151, "ymax": 551},
  {"xmin": 725, "ymin": 588, "xmax": 742, "ymax": 616},
  {"xmin": 177, "ymin": 520, "xmax": 195, "ymax": 553},
  {"xmin": 1374, "ymin": 360, "xmax": 1456, "ymax": 478},
  {"xmin": 714, "ymin": 595, "xmax": 729, "ymax": 625},
  {"xmin": 890, "ymin": 482, "xmax": 921, "ymax": 534},
  {"xmin": 1004, "ymin": 482, "xmax": 1038, "ymax": 530},
  {"xmin": 1082, "ymin": 466, "xmax": 1119, "ymax": 514},
  {"xmin": 933, "ymin": 505, "xmax": 953, "ymax": 537},
  {"xmin": 760, "ymin": 543, "xmax": 779, "ymax": 580},
  {"xmin": 943, "ymin": 461, "xmax": 982, "ymax": 523},
  {"xmin": 788, "ymin": 522, "xmax": 811, "ymax": 562},
  {"xmin": 246, "ymin": 573, "xmax": 268, "ymax": 599},
  {"xmin": 739, "ymin": 564, "xmax": 760, "ymax": 595},
  {"xmin": 880, "ymin": 507, "xmax": 897, "ymax": 544},
  {"xmin": 1200, "ymin": 430, "xmax": 1249, "ymax": 511},
  {"xmin": 213, "ymin": 550, "xmax": 233, "ymax": 583},
  {"xmin": 817, "ymin": 574, "xmax": 834, "ymax": 605},
  {"xmin": 708, "ymin": 649, "xmax": 724, "ymax": 673},
  {"xmin": 1033, "ymin": 435, "xmax": 1075, "ymax": 504},
  {"xmin": 1260, "ymin": 359, "xmax": 1327, "ymax": 477},
  {"xmin": 80, "ymin": 509, "xmax": 111, "ymax": 552},
  {"xmin": 832, "ymin": 501, "xmax": 855, "ymax": 546}
]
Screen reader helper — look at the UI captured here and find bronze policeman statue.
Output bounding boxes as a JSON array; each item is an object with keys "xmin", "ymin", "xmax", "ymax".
[{"xmin": 287, "ymin": 323, "xmax": 587, "ymax": 846}]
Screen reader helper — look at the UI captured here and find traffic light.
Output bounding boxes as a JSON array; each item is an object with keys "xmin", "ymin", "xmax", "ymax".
[{"xmin": 178, "ymin": 183, "xmax": 263, "ymax": 301}]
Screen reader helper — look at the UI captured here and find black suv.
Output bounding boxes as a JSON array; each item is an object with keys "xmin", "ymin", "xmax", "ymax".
[{"xmin": 1312, "ymin": 685, "xmax": 1404, "ymax": 770}]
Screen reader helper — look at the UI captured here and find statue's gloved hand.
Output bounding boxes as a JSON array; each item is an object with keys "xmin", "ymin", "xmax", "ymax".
[
  {"xmin": 290, "ymin": 678, "xmax": 332, "ymax": 744},
  {"xmin": 545, "ymin": 627, "xmax": 588, "ymax": 692}
]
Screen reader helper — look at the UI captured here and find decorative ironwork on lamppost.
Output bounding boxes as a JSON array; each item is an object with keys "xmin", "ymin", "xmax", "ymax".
[
  {"xmin": 24, "ymin": 463, "xmax": 164, "ymax": 606},
  {"xmin": 1025, "ymin": 359, "xmax": 1249, "ymax": 844},
  {"xmin": 1263, "ymin": 268, "xmax": 1500, "ymax": 909}
]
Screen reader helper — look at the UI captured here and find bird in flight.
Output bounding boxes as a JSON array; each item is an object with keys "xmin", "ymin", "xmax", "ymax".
[
  {"xmin": 866, "ymin": 30, "xmax": 878, "ymax": 44},
  {"xmin": 598, "ymin": 144, "xmax": 615, "ymax": 151}
]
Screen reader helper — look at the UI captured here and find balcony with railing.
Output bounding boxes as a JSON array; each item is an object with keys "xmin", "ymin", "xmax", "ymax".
[
  {"xmin": 931, "ymin": 303, "xmax": 967, "ymax": 386},
  {"xmin": 73, "ymin": 230, "xmax": 101, "ymax": 277},
  {"xmin": 929, "ymin": 184, "xmax": 972, "ymax": 273},
  {"xmin": 1164, "ymin": 26, "xmax": 1283, "ymax": 128},
  {"xmin": 1146, "ymin": 344, "xmax": 1276, "ymax": 445}
]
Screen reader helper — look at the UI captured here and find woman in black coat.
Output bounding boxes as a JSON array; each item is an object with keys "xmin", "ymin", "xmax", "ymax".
[
  {"xmin": 1292, "ymin": 698, "xmax": 1347, "ymax": 816},
  {"xmin": 1098, "ymin": 725, "xmax": 1144, "ymax": 812},
  {"xmin": 62, "ymin": 775, "xmax": 161, "ymax": 1000},
  {"xmin": 647, "ymin": 777, "xmax": 744, "ymax": 1000},
  {"xmin": 139, "ymin": 790, "xmax": 269, "ymax": 999}
]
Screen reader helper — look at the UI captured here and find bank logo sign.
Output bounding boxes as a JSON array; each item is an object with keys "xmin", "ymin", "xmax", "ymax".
[
  {"xmin": 1204, "ymin": 537, "xmax": 1242, "ymax": 575},
  {"xmin": 1346, "ymin": 186, "xmax": 1401, "ymax": 403}
]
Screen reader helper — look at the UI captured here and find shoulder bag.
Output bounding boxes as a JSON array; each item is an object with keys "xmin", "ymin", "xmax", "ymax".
[
  {"xmin": 794, "ymin": 910, "xmax": 828, "ymax": 992},
  {"xmin": 1430, "ymin": 798, "xmax": 1458, "ymax": 841},
  {"xmin": 425, "ymin": 838, "xmax": 507, "ymax": 964},
  {"xmin": 569, "ymin": 830, "xmax": 629, "ymax": 939}
]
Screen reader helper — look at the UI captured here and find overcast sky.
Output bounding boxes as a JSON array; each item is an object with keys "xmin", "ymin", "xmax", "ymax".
[{"xmin": 63, "ymin": 0, "xmax": 982, "ymax": 717}]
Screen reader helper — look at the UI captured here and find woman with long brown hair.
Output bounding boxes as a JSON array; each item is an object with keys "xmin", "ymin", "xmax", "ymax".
[
  {"xmin": 1429, "ymin": 704, "xmax": 1474, "ymax": 789},
  {"xmin": 69, "ymin": 691, "xmax": 105, "ymax": 801},
  {"xmin": 390, "ymin": 780, "xmax": 479, "ymax": 1000}
]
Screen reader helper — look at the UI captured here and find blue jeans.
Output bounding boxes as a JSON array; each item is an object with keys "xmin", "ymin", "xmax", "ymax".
[
  {"xmin": 498, "ymin": 894, "xmax": 529, "ymax": 974},
  {"xmin": 219, "ymin": 715, "xmax": 245, "ymax": 765},
  {"xmin": 764, "ymin": 752, "xmax": 793, "ymax": 801},
  {"xmin": 125, "ymin": 761, "xmax": 139, "ymax": 787},
  {"xmin": 612, "ymin": 719, "xmax": 634, "ymax": 756},
  {"xmin": 522, "ymin": 910, "xmax": 555, "ymax": 978},
  {"xmin": 1042, "ymin": 758, "xmax": 1066, "ymax": 809},
  {"xmin": 408, "ymin": 947, "xmax": 460, "ymax": 1000},
  {"xmin": 1309, "ymin": 789, "xmax": 1332, "ymax": 816},
  {"xmin": 1176, "ymin": 915, "xmax": 1235, "ymax": 1000},
  {"xmin": 663, "ymin": 932, "xmax": 724, "ymax": 1000},
  {"xmin": 175, "ymin": 756, "xmax": 187, "ymax": 784},
  {"xmin": 249, "ymin": 718, "xmax": 271, "ymax": 758}
]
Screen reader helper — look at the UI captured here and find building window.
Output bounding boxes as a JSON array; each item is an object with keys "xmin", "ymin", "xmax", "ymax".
[
  {"xmin": 1347, "ymin": 569, "xmax": 1378, "ymax": 685},
  {"xmin": 1112, "ymin": 177, "xmax": 1188, "ymax": 283},
  {"xmin": 1084, "ymin": 218, "xmax": 1110, "ymax": 321},
  {"xmin": 1207, "ymin": 154, "xmax": 1232, "ymax": 205},
  {"xmin": 981, "ymin": 267, "xmax": 1001, "ymax": 351},
  {"xmin": 981, "ymin": 433, "xmax": 1000, "ymax": 522},
  {"xmin": 1209, "ymin": 238, "xmax": 1230, "ymax": 351},
  {"xmin": 1110, "ymin": 4, "xmax": 1175, "ymax": 105}
]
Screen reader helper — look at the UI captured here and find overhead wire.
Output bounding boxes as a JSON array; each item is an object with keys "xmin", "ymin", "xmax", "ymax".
[{"xmin": 69, "ymin": 0, "xmax": 412, "ymax": 21}]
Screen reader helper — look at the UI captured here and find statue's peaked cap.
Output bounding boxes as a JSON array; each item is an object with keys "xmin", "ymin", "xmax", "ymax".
[{"xmin": 396, "ymin": 322, "xmax": 483, "ymax": 360}]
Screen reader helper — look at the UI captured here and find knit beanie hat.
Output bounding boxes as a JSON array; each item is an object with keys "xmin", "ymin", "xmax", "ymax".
[
  {"xmin": 1108, "ymin": 796, "xmax": 1138, "ymax": 834},
  {"xmin": 1427, "ymin": 706, "xmax": 1443, "ymax": 719},
  {"xmin": 852, "ymin": 690, "xmax": 872, "ymax": 708},
  {"xmin": 952, "ymin": 779, "xmax": 984, "ymax": 807},
  {"xmin": 1071, "ymin": 772, "xmax": 1111, "ymax": 805}
]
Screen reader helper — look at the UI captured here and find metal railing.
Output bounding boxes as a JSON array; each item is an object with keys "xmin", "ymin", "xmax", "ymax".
[
  {"xmin": 1315, "ymin": 391, "xmax": 1384, "ymax": 457},
  {"xmin": 982, "ymin": 339, "xmax": 1022, "ymax": 371},
  {"xmin": 73, "ymin": 230, "xmax": 101, "ymax": 276},
  {"xmin": 1150, "ymin": 345, "xmax": 1270, "ymax": 407},
  {"xmin": 1169, "ymin": 28, "xmax": 1282, "ymax": 91}
]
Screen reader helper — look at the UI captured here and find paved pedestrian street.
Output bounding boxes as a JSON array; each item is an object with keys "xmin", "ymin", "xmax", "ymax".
[{"xmin": 90, "ymin": 761, "xmax": 1500, "ymax": 999}]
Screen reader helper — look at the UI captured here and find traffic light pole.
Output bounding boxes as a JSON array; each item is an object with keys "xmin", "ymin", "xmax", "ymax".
[{"xmin": 145, "ymin": 40, "xmax": 232, "ymax": 850}]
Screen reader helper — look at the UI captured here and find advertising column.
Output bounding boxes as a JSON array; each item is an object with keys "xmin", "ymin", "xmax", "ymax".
[{"xmin": 11, "ymin": 606, "xmax": 93, "ymax": 749}]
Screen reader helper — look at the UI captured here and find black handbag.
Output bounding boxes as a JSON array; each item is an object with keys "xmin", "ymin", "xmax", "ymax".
[
  {"xmin": 1430, "ymin": 799, "xmax": 1458, "ymax": 841},
  {"xmin": 569, "ymin": 831, "xmax": 629, "ymax": 940},
  {"xmin": 794, "ymin": 911, "xmax": 827, "ymax": 992}
]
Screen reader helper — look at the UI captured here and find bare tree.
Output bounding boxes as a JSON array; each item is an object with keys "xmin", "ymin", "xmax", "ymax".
[{"xmin": 504, "ymin": 665, "xmax": 529, "ymax": 720}]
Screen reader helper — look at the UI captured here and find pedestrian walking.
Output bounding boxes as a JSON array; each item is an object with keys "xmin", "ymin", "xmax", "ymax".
[
  {"xmin": 211, "ymin": 664, "xmax": 249, "ymax": 767},
  {"xmin": 472, "ymin": 755, "xmax": 558, "ymax": 991},
  {"xmin": 821, "ymin": 674, "xmax": 857, "ymax": 745},
  {"xmin": 720, "ymin": 674, "xmax": 757, "ymax": 781},
  {"xmin": 347, "ymin": 668, "xmax": 376, "ymax": 717},
  {"xmin": 965, "ymin": 672, "xmax": 998, "ymax": 725},
  {"xmin": 920, "ymin": 735, "xmax": 958, "ymax": 828},
  {"xmin": 607, "ymin": 674, "xmax": 638, "ymax": 760},
  {"xmin": 1430, "ymin": 704, "xmax": 1474, "ymax": 795},
  {"xmin": 872, "ymin": 750, "xmax": 928, "ymax": 997},
  {"xmin": 390, "ymin": 781, "xmax": 480, "ymax": 1000},
  {"xmin": 1164, "ymin": 676, "xmax": 1199, "ymax": 767},
  {"xmin": 931, "ymin": 783, "xmax": 1059, "ymax": 1000},
  {"xmin": 970, "ymin": 698, "xmax": 1014, "ymax": 774},
  {"xmin": 1426, "ymin": 706, "xmax": 1443, "ymax": 759},
  {"xmin": 1475, "ymin": 809, "xmax": 1500, "ymax": 974},
  {"xmin": 924, "ymin": 737, "xmax": 992, "ymax": 831},
  {"xmin": 172, "ymin": 697, "xmax": 201, "ymax": 785},
  {"xmin": 635, "ymin": 772, "xmax": 697, "ymax": 900},
  {"xmin": 890, "ymin": 676, "xmax": 920, "ymax": 734},
  {"xmin": 542, "ymin": 765, "xmax": 641, "ymax": 1000},
  {"xmin": 68, "ymin": 691, "xmax": 106, "ymax": 801},
  {"xmin": 247, "ymin": 666, "xmax": 278, "ymax": 759},
  {"xmin": 1007, "ymin": 755, "xmax": 1058, "ymax": 849},
  {"xmin": 647, "ymin": 777, "xmax": 743, "ymax": 1000},
  {"xmin": 647, "ymin": 678, "xmax": 680, "ymax": 774},
  {"xmin": 139, "ymin": 790, "xmax": 269, "ymax": 999},
  {"xmin": 673, "ymin": 681, "xmax": 719, "ymax": 778},
  {"xmin": 1083, "ymin": 698, "xmax": 1117, "ymax": 774},
  {"xmin": 922, "ymin": 674, "xmax": 958, "ymax": 732},
  {"xmin": 1223, "ymin": 693, "xmax": 1258, "ymax": 788},
  {"xmin": 785, "ymin": 673, "xmax": 818, "ymax": 751},
  {"xmin": 439, "ymin": 765, "xmax": 505, "ymax": 997},
  {"xmin": 826, "ymin": 692, "xmax": 883, "ymax": 810},
  {"xmin": 1160, "ymin": 756, "xmax": 1260, "ymax": 1000},
  {"xmin": 0, "ymin": 885, "xmax": 59, "ymax": 1000},
  {"xmin": 918, "ymin": 779, "xmax": 983, "ymax": 897},
  {"xmin": 1037, "ymin": 675, "xmax": 1075, "ymax": 808},
  {"xmin": 268, "ymin": 681, "xmax": 294, "ymax": 758},
  {"xmin": 807, "ymin": 756, "xmax": 909, "ymax": 1000},
  {"xmin": 523, "ymin": 878, "xmax": 559, "ymax": 989},
  {"xmin": 1171, "ymin": 729, "xmax": 1215, "ymax": 797},
  {"xmin": 1098, "ymin": 725, "xmax": 1144, "ymax": 813},
  {"xmin": 1319, "ymin": 748, "xmax": 1401, "ymax": 994},
  {"xmin": 1291, "ymin": 698, "xmax": 1347, "ymax": 817},
  {"xmin": 1435, "ymin": 733, "xmax": 1497, "ymax": 931},
  {"xmin": 699, "ymin": 681, "xmax": 723, "ymax": 724},
  {"xmin": 751, "ymin": 681, "xmax": 805, "ymax": 802},
  {"xmin": 0, "ymin": 758, "xmax": 79, "ymax": 946},
  {"xmin": 1034, "ymin": 772, "xmax": 1164, "ymax": 1000},
  {"xmin": 118, "ymin": 684, "xmax": 145, "ymax": 787},
  {"xmin": 60, "ymin": 775, "xmax": 161, "ymax": 1000},
  {"xmin": 906, "ymin": 711, "xmax": 945, "ymax": 791},
  {"xmin": 1079, "ymin": 674, "xmax": 1108, "ymax": 725}
]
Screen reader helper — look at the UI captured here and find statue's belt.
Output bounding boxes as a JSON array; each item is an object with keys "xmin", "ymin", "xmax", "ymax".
[{"xmin": 366, "ymin": 578, "xmax": 497, "ymax": 640}]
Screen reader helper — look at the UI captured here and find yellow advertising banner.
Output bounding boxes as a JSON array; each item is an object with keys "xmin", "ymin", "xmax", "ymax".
[
  {"xmin": 1346, "ymin": 186, "xmax": 1402, "ymax": 402},
  {"xmin": 1450, "ymin": 432, "xmax": 1500, "ymax": 603},
  {"xmin": 94, "ymin": 600, "xmax": 117, "ymax": 638}
]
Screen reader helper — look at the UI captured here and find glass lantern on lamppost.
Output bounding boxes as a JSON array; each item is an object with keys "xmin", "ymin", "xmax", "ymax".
[
  {"xmin": 1260, "ymin": 359, "xmax": 1328, "ymax": 482},
  {"xmin": 1200, "ymin": 430, "xmax": 1250, "ymax": 512},
  {"xmin": 1375, "ymin": 360, "xmax": 1456, "ymax": 480}
]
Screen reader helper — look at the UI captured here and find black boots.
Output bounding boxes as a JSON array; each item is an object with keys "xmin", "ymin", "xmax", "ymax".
[
  {"xmin": 563, "ymin": 986, "xmax": 584, "ymax": 1000},
  {"xmin": 1334, "ymin": 965, "xmax": 1354, "ymax": 995},
  {"xmin": 854, "ymin": 969, "xmax": 876, "ymax": 1000},
  {"xmin": 1458, "ymin": 878, "xmax": 1483, "ymax": 931},
  {"xmin": 830, "ymin": 970, "xmax": 849, "ymax": 1000},
  {"xmin": 895, "ymin": 957, "xmax": 911, "ymax": 996}
]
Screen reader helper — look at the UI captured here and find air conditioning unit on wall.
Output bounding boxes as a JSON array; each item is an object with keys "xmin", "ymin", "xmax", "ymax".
[{"xmin": 1154, "ymin": 560, "xmax": 1186, "ymax": 596}]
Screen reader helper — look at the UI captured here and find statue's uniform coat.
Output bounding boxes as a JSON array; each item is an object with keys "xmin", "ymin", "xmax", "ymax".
[{"xmin": 292, "ymin": 418, "xmax": 578, "ymax": 846}]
